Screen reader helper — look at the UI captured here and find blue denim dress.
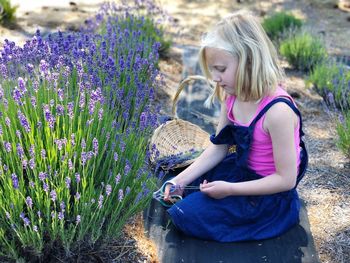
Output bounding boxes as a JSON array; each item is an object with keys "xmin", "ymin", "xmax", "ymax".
[{"xmin": 167, "ymin": 98, "xmax": 308, "ymax": 242}]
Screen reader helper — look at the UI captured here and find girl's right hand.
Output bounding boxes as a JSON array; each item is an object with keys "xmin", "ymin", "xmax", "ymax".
[{"xmin": 163, "ymin": 181, "xmax": 184, "ymax": 202}]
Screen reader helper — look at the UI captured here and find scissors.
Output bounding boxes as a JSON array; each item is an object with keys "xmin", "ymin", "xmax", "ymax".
[{"xmin": 152, "ymin": 180, "xmax": 200, "ymax": 207}]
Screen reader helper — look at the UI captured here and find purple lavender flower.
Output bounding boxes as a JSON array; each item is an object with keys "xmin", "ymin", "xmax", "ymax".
[
  {"xmin": 55, "ymin": 138, "xmax": 66, "ymax": 151},
  {"xmin": 58, "ymin": 211, "xmax": 64, "ymax": 220},
  {"xmin": 79, "ymin": 91, "xmax": 86, "ymax": 109},
  {"xmin": 5, "ymin": 212, "xmax": 10, "ymax": 219},
  {"xmin": 43, "ymin": 183, "xmax": 49, "ymax": 193},
  {"xmin": 106, "ymin": 184, "xmax": 112, "ymax": 196},
  {"xmin": 0, "ymin": 125, "xmax": 2, "ymax": 136},
  {"xmin": 140, "ymin": 111, "xmax": 147, "ymax": 129},
  {"xmin": 93, "ymin": 138, "xmax": 98, "ymax": 155},
  {"xmin": 39, "ymin": 60, "xmax": 49, "ymax": 76},
  {"xmin": 49, "ymin": 99, "xmax": 55, "ymax": 108},
  {"xmin": 71, "ymin": 134, "xmax": 76, "ymax": 146},
  {"xmin": 43, "ymin": 104, "xmax": 55, "ymax": 128},
  {"xmin": 18, "ymin": 77, "xmax": 26, "ymax": 93},
  {"xmin": 33, "ymin": 225, "xmax": 38, "ymax": 232},
  {"xmin": 75, "ymin": 173, "xmax": 80, "ymax": 183},
  {"xmin": 23, "ymin": 217, "xmax": 30, "ymax": 226},
  {"xmin": 16, "ymin": 143, "xmax": 24, "ymax": 159},
  {"xmin": 75, "ymin": 192, "xmax": 81, "ymax": 200},
  {"xmin": 81, "ymin": 151, "xmax": 87, "ymax": 166},
  {"xmin": 68, "ymin": 159, "xmax": 73, "ymax": 170},
  {"xmin": 33, "ymin": 80, "xmax": 39, "ymax": 93},
  {"xmin": 26, "ymin": 196, "xmax": 33, "ymax": 209},
  {"xmin": 29, "ymin": 181, "xmax": 35, "ymax": 188},
  {"xmin": 5, "ymin": 117, "xmax": 10, "ymax": 127},
  {"xmin": 38, "ymin": 172, "xmax": 47, "ymax": 181},
  {"xmin": 4, "ymin": 142, "xmax": 11, "ymax": 153},
  {"xmin": 16, "ymin": 130, "xmax": 21, "ymax": 138},
  {"xmin": 118, "ymin": 189, "xmax": 124, "ymax": 202},
  {"xmin": 29, "ymin": 159, "xmax": 35, "ymax": 169},
  {"xmin": 114, "ymin": 152, "xmax": 118, "ymax": 161},
  {"xmin": 29, "ymin": 145, "xmax": 35, "ymax": 157},
  {"xmin": 65, "ymin": 177, "xmax": 71, "ymax": 189},
  {"xmin": 57, "ymin": 89, "xmax": 64, "ymax": 102},
  {"xmin": 81, "ymin": 139, "xmax": 86, "ymax": 149},
  {"xmin": 115, "ymin": 173, "xmax": 121, "ymax": 185},
  {"xmin": 50, "ymin": 190, "xmax": 57, "ymax": 202},
  {"xmin": 31, "ymin": 96, "xmax": 37, "ymax": 108},
  {"xmin": 67, "ymin": 102, "xmax": 74, "ymax": 119},
  {"xmin": 56, "ymin": 104, "xmax": 64, "ymax": 115},
  {"xmin": 37, "ymin": 210, "xmax": 41, "ymax": 218},
  {"xmin": 98, "ymin": 194, "xmax": 104, "ymax": 209},
  {"xmin": 13, "ymin": 87, "xmax": 23, "ymax": 105},
  {"xmin": 17, "ymin": 111, "xmax": 31, "ymax": 132},
  {"xmin": 60, "ymin": 201, "xmax": 65, "ymax": 211},
  {"xmin": 22, "ymin": 159, "xmax": 28, "ymax": 169},
  {"xmin": 11, "ymin": 174, "xmax": 19, "ymax": 189},
  {"xmin": 124, "ymin": 161, "xmax": 131, "ymax": 176},
  {"xmin": 98, "ymin": 108, "xmax": 104, "ymax": 120},
  {"xmin": 41, "ymin": 149, "xmax": 46, "ymax": 159},
  {"xmin": 76, "ymin": 215, "xmax": 81, "ymax": 224}
]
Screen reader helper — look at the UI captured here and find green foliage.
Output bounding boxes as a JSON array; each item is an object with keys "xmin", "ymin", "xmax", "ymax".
[
  {"xmin": 279, "ymin": 32, "xmax": 327, "ymax": 72},
  {"xmin": 308, "ymin": 60, "xmax": 350, "ymax": 111},
  {"xmin": 337, "ymin": 111, "xmax": 350, "ymax": 158},
  {"xmin": 0, "ymin": 0, "xmax": 18, "ymax": 23},
  {"xmin": 262, "ymin": 12, "xmax": 302, "ymax": 41},
  {"xmin": 142, "ymin": 17, "xmax": 172, "ymax": 58}
]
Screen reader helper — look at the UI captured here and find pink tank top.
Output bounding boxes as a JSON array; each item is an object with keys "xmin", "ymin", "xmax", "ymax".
[{"xmin": 226, "ymin": 86, "xmax": 301, "ymax": 176}]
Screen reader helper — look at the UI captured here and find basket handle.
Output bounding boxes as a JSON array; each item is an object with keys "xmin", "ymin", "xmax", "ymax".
[{"xmin": 172, "ymin": 75, "xmax": 214, "ymax": 117}]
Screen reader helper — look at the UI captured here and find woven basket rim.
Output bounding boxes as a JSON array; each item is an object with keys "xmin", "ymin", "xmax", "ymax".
[{"xmin": 149, "ymin": 118, "xmax": 211, "ymax": 170}]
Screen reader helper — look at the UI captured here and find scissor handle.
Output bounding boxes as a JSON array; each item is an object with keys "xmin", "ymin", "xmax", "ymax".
[{"xmin": 153, "ymin": 180, "xmax": 183, "ymax": 207}]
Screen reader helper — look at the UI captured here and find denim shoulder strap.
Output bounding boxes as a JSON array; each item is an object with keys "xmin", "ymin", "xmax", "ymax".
[{"xmin": 249, "ymin": 97, "xmax": 304, "ymax": 137}]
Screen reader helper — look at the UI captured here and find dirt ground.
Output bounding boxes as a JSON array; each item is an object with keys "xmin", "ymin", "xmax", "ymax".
[{"xmin": 1, "ymin": 0, "xmax": 350, "ymax": 262}]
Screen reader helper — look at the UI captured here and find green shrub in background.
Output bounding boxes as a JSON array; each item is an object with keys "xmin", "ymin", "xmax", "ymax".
[
  {"xmin": 337, "ymin": 110, "xmax": 350, "ymax": 158},
  {"xmin": 262, "ymin": 12, "xmax": 302, "ymax": 42},
  {"xmin": 0, "ymin": 0, "xmax": 18, "ymax": 23},
  {"xmin": 308, "ymin": 60, "xmax": 350, "ymax": 111},
  {"xmin": 280, "ymin": 31, "xmax": 327, "ymax": 72}
]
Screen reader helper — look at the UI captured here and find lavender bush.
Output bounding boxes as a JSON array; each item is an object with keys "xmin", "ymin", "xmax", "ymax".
[
  {"xmin": 0, "ymin": 0, "xmax": 169, "ymax": 260},
  {"xmin": 308, "ymin": 60, "xmax": 350, "ymax": 159},
  {"xmin": 308, "ymin": 60, "xmax": 350, "ymax": 111}
]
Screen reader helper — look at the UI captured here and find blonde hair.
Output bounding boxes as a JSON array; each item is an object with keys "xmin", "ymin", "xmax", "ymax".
[{"xmin": 199, "ymin": 10, "xmax": 284, "ymax": 103}]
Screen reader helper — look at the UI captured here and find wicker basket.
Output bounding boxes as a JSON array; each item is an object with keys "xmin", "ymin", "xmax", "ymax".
[{"xmin": 149, "ymin": 75, "xmax": 213, "ymax": 170}]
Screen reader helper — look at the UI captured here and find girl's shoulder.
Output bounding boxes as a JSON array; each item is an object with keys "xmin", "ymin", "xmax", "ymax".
[{"xmin": 262, "ymin": 85, "xmax": 295, "ymax": 106}]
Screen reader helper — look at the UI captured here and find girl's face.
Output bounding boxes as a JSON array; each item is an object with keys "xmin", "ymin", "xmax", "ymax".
[{"xmin": 205, "ymin": 47, "xmax": 238, "ymax": 95}]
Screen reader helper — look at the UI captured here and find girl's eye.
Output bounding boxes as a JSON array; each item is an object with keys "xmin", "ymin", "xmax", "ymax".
[{"xmin": 215, "ymin": 67, "xmax": 226, "ymax": 73}]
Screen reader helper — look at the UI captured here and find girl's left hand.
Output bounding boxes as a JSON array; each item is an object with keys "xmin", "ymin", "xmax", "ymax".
[{"xmin": 200, "ymin": 180, "xmax": 231, "ymax": 199}]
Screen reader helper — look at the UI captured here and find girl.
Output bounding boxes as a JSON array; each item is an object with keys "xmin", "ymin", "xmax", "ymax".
[{"xmin": 162, "ymin": 10, "xmax": 308, "ymax": 242}]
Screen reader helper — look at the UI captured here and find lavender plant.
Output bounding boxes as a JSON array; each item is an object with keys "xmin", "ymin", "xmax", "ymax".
[
  {"xmin": 0, "ymin": 0, "xmax": 169, "ymax": 260},
  {"xmin": 337, "ymin": 110, "xmax": 350, "ymax": 158},
  {"xmin": 308, "ymin": 60, "xmax": 350, "ymax": 159},
  {"xmin": 308, "ymin": 60, "xmax": 350, "ymax": 111}
]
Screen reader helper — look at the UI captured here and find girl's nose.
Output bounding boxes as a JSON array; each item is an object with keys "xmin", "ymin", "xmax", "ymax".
[{"xmin": 212, "ymin": 74, "xmax": 221, "ymax": 83}]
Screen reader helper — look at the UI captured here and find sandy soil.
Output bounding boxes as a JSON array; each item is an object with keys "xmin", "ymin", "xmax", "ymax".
[{"xmin": 1, "ymin": 0, "xmax": 350, "ymax": 262}]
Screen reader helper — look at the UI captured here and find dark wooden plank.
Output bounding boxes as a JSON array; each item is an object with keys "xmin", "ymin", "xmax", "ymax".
[{"xmin": 144, "ymin": 172, "xmax": 320, "ymax": 263}]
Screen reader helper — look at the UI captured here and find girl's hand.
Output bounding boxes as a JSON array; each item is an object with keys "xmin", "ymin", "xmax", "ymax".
[
  {"xmin": 200, "ymin": 180, "xmax": 231, "ymax": 199},
  {"xmin": 163, "ymin": 181, "xmax": 184, "ymax": 202}
]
